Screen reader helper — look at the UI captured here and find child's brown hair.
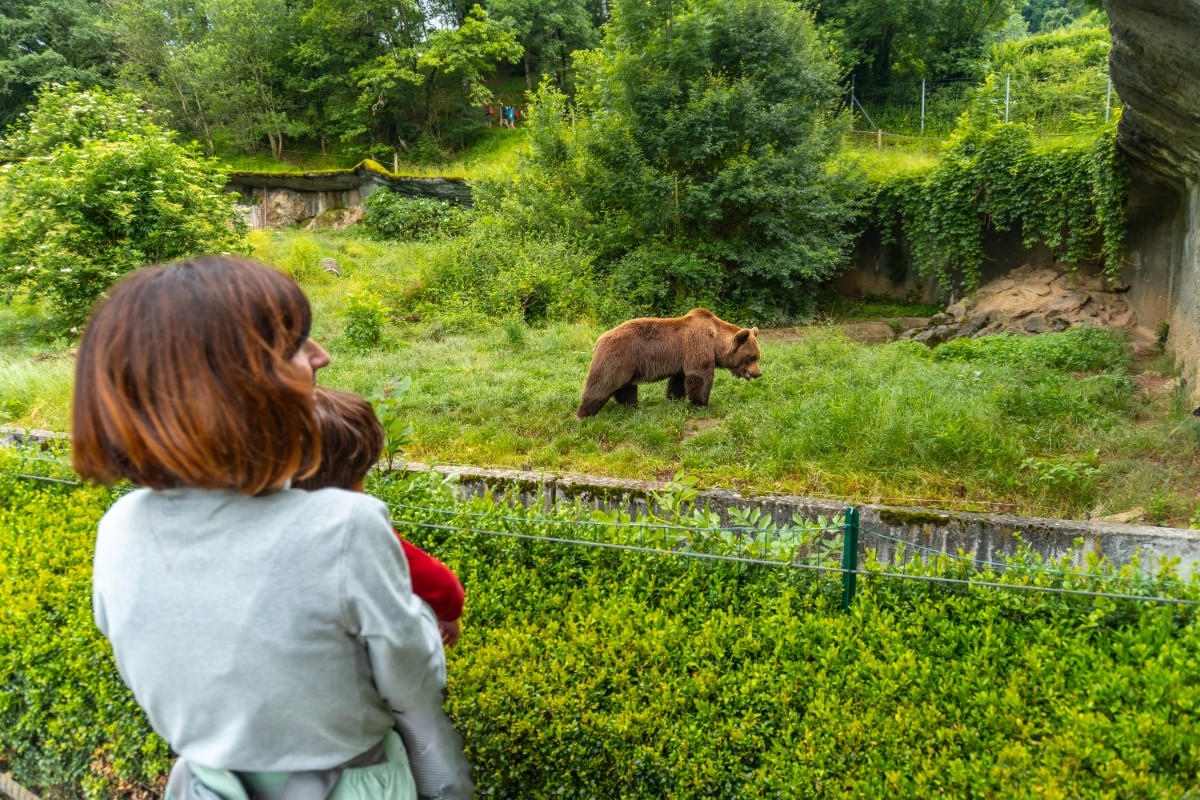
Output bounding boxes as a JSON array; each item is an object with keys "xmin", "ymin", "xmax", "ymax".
[
  {"xmin": 292, "ymin": 387, "xmax": 384, "ymax": 491},
  {"xmin": 72, "ymin": 256, "xmax": 321, "ymax": 494}
]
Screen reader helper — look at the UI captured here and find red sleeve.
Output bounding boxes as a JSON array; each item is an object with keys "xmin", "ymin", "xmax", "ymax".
[{"xmin": 398, "ymin": 532, "xmax": 465, "ymax": 621}]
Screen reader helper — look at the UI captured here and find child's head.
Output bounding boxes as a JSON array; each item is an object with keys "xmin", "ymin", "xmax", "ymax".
[
  {"xmin": 292, "ymin": 387, "xmax": 384, "ymax": 492},
  {"xmin": 72, "ymin": 256, "xmax": 327, "ymax": 494}
]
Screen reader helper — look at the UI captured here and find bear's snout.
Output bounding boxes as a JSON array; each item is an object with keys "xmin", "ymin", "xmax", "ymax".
[{"xmin": 739, "ymin": 366, "xmax": 761, "ymax": 380}]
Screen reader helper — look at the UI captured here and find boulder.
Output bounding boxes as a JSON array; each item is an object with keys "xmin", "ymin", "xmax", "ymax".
[{"xmin": 903, "ymin": 265, "xmax": 1157, "ymax": 348}]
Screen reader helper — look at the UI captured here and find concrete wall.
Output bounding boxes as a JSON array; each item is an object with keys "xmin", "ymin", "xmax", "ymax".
[
  {"xmin": 6, "ymin": 428, "xmax": 1196, "ymax": 575},
  {"xmin": 404, "ymin": 462, "xmax": 1200, "ymax": 577}
]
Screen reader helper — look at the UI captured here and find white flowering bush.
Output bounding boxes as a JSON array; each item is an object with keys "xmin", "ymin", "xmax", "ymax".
[{"xmin": 0, "ymin": 85, "xmax": 247, "ymax": 331}]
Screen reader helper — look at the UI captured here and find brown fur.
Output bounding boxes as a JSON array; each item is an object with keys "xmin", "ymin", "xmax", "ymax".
[{"xmin": 575, "ymin": 308, "xmax": 762, "ymax": 418}]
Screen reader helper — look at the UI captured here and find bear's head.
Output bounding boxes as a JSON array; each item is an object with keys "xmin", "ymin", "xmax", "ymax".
[{"xmin": 726, "ymin": 327, "xmax": 762, "ymax": 380}]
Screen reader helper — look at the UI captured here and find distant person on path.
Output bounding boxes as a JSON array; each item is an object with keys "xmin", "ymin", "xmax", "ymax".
[
  {"xmin": 504, "ymin": 105, "xmax": 515, "ymax": 128},
  {"xmin": 74, "ymin": 256, "xmax": 451, "ymax": 800},
  {"xmin": 485, "ymin": 104, "xmax": 494, "ymax": 127},
  {"xmin": 294, "ymin": 387, "xmax": 472, "ymax": 799}
]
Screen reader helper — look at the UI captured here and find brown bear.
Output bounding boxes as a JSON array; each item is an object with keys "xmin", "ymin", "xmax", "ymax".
[{"xmin": 575, "ymin": 308, "xmax": 762, "ymax": 418}]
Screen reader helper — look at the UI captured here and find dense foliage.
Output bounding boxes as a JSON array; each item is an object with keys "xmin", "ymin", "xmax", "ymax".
[
  {"xmin": 363, "ymin": 192, "xmax": 474, "ymax": 241},
  {"xmin": 107, "ymin": 0, "xmax": 521, "ymax": 158},
  {"xmin": 873, "ymin": 118, "xmax": 1127, "ymax": 295},
  {"xmin": 0, "ymin": 85, "xmax": 246, "ymax": 329},
  {"xmin": 0, "ymin": 0, "xmax": 115, "ymax": 128},
  {"xmin": 433, "ymin": 0, "xmax": 861, "ymax": 324},
  {"xmin": 813, "ymin": 0, "xmax": 1020, "ymax": 89},
  {"xmin": 2, "ymin": 448, "xmax": 1198, "ymax": 798},
  {"xmin": 981, "ymin": 14, "xmax": 1114, "ymax": 132}
]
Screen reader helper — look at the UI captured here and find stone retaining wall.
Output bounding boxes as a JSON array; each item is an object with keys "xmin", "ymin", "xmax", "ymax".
[
  {"xmin": 404, "ymin": 462, "xmax": 1200, "ymax": 577},
  {"xmin": 5, "ymin": 427, "xmax": 1196, "ymax": 576}
]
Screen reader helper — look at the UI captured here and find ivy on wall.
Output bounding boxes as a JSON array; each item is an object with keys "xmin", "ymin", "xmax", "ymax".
[{"xmin": 873, "ymin": 120, "xmax": 1128, "ymax": 295}]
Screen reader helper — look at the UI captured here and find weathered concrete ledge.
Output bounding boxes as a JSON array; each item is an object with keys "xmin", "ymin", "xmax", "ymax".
[
  {"xmin": 402, "ymin": 462, "xmax": 1200, "ymax": 577},
  {"xmin": 4, "ymin": 426, "xmax": 1195, "ymax": 576}
]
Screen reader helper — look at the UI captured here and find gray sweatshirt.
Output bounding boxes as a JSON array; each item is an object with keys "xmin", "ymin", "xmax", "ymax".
[{"xmin": 92, "ymin": 486, "xmax": 446, "ymax": 772}]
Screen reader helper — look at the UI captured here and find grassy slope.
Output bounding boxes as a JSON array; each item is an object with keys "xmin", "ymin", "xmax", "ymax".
[
  {"xmin": 217, "ymin": 125, "xmax": 530, "ymax": 181},
  {"xmin": 3, "ymin": 225, "xmax": 1198, "ymax": 523},
  {"xmin": 5, "ymin": 121, "xmax": 1198, "ymax": 524}
]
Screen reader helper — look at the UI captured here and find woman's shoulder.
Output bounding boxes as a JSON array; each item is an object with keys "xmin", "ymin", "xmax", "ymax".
[
  {"xmin": 283, "ymin": 488, "xmax": 396, "ymax": 544},
  {"xmin": 99, "ymin": 486, "xmax": 391, "ymax": 538}
]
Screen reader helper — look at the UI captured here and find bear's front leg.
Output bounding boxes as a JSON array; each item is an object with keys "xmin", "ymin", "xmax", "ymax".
[
  {"xmin": 613, "ymin": 383, "xmax": 638, "ymax": 407},
  {"xmin": 666, "ymin": 373, "xmax": 686, "ymax": 401},
  {"xmin": 684, "ymin": 372, "xmax": 713, "ymax": 407}
]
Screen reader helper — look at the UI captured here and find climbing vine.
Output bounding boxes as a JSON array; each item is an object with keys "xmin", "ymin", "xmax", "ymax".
[{"xmin": 873, "ymin": 120, "xmax": 1128, "ymax": 296}]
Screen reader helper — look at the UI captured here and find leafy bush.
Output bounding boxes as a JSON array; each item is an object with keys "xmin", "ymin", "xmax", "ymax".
[
  {"xmin": 0, "ymin": 85, "xmax": 247, "ymax": 331},
  {"xmin": 931, "ymin": 325, "xmax": 1132, "ymax": 372},
  {"xmin": 873, "ymin": 120, "xmax": 1128, "ymax": 295},
  {"xmin": 422, "ymin": 231, "xmax": 605, "ymax": 327},
  {"xmin": 4, "ymin": 448, "xmax": 1200, "ymax": 799},
  {"xmin": 465, "ymin": 0, "xmax": 861, "ymax": 323},
  {"xmin": 0, "ymin": 455, "xmax": 169, "ymax": 798},
  {"xmin": 363, "ymin": 192, "xmax": 473, "ymax": 241},
  {"xmin": 338, "ymin": 289, "xmax": 392, "ymax": 350}
]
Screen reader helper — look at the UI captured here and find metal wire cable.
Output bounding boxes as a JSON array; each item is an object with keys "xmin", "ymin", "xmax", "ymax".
[
  {"xmin": 391, "ymin": 519, "xmax": 848, "ymax": 575},
  {"xmin": 393, "ymin": 516, "xmax": 1199, "ymax": 606},
  {"xmin": 4, "ymin": 468, "xmax": 1196, "ymax": 605},
  {"xmin": 859, "ymin": 526, "xmax": 1187, "ymax": 587}
]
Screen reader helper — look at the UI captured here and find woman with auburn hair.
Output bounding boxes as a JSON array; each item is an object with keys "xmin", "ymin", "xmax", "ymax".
[{"xmin": 74, "ymin": 256, "xmax": 448, "ymax": 800}]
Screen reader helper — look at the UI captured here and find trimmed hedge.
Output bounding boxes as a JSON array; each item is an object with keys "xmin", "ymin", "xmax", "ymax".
[{"xmin": 2, "ymin": 450, "xmax": 1198, "ymax": 799}]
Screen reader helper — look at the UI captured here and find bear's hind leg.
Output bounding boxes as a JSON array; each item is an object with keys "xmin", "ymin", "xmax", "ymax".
[
  {"xmin": 613, "ymin": 383, "xmax": 639, "ymax": 408},
  {"xmin": 684, "ymin": 373, "xmax": 713, "ymax": 407},
  {"xmin": 666, "ymin": 373, "xmax": 686, "ymax": 401}
]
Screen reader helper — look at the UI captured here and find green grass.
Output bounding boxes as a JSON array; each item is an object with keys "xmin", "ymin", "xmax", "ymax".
[
  {"xmin": 3, "ymin": 227, "xmax": 1198, "ymax": 524},
  {"xmin": 215, "ymin": 127, "xmax": 529, "ymax": 181},
  {"xmin": 819, "ymin": 292, "xmax": 942, "ymax": 322}
]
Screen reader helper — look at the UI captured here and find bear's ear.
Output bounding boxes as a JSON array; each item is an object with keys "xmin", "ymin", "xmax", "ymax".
[
  {"xmin": 734, "ymin": 328, "xmax": 751, "ymax": 347},
  {"xmin": 750, "ymin": 327, "xmax": 759, "ymax": 336}
]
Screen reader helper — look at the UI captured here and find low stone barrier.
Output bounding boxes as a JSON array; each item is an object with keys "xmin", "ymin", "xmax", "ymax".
[
  {"xmin": 402, "ymin": 461, "xmax": 1200, "ymax": 576},
  {"xmin": 4, "ymin": 426, "xmax": 1196, "ymax": 576}
]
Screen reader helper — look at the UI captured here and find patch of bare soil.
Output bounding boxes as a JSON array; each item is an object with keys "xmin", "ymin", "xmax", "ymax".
[{"xmin": 683, "ymin": 418, "xmax": 722, "ymax": 438}]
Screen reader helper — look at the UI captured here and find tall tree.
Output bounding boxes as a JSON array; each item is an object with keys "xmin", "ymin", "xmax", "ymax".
[
  {"xmin": 520, "ymin": 0, "xmax": 858, "ymax": 319},
  {"xmin": 349, "ymin": 5, "xmax": 521, "ymax": 149},
  {"xmin": 110, "ymin": 0, "xmax": 301, "ymax": 156},
  {"xmin": 486, "ymin": 0, "xmax": 599, "ymax": 89},
  {"xmin": 813, "ymin": 0, "xmax": 1020, "ymax": 88},
  {"xmin": 0, "ymin": 0, "xmax": 114, "ymax": 128}
]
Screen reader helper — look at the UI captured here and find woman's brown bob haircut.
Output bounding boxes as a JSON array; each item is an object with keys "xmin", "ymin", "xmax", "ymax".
[
  {"xmin": 72, "ymin": 256, "xmax": 321, "ymax": 494},
  {"xmin": 292, "ymin": 388, "xmax": 384, "ymax": 492}
]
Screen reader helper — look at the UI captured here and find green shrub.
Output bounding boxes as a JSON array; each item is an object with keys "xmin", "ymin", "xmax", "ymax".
[
  {"xmin": 0, "ymin": 455, "xmax": 169, "ymax": 797},
  {"xmin": 0, "ymin": 85, "xmax": 247, "ymax": 331},
  {"xmin": 4, "ymin": 449, "xmax": 1199, "ymax": 799},
  {"xmin": 423, "ymin": 232, "xmax": 604, "ymax": 326},
  {"xmin": 339, "ymin": 290, "xmax": 392, "ymax": 350},
  {"xmin": 363, "ymin": 192, "xmax": 473, "ymax": 241},
  {"xmin": 932, "ymin": 325, "xmax": 1132, "ymax": 372}
]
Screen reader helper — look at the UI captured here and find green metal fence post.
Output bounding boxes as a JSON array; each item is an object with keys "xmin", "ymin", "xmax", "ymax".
[{"xmin": 841, "ymin": 506, "xmax": 860, "ymax": 610}]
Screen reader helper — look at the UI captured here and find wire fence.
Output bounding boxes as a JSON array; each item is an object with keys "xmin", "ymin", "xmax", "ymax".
[
  {"xmin": 846, "ymin": 74, "xmax": 1120, "ymax": 141},
  {"xmin": 3, "ymin": 455, "xmax": 1197, "ymax": 608}
]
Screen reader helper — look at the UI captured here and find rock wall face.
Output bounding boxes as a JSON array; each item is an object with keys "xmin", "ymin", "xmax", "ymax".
[
  {"xmin": 1105, "ymin": 0, "xmax": 1200, "ymax": 400},
  {"xmin": 1106, "ymin": 0, "xmax": 1200, "ymax": 182}
]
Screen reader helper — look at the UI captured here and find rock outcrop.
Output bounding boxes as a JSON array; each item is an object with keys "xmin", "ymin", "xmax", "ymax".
[
  {"xmin": 1104, "ymin": 0, "xmax": 1200, "ymax": 400},
  {"xmin": 900, "ymin": 265, "xmax": 1157, "ymax": 352},
  {"xmin": 1105, "ymin": 0, "xmax": 1200, "ymax": 182}
]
